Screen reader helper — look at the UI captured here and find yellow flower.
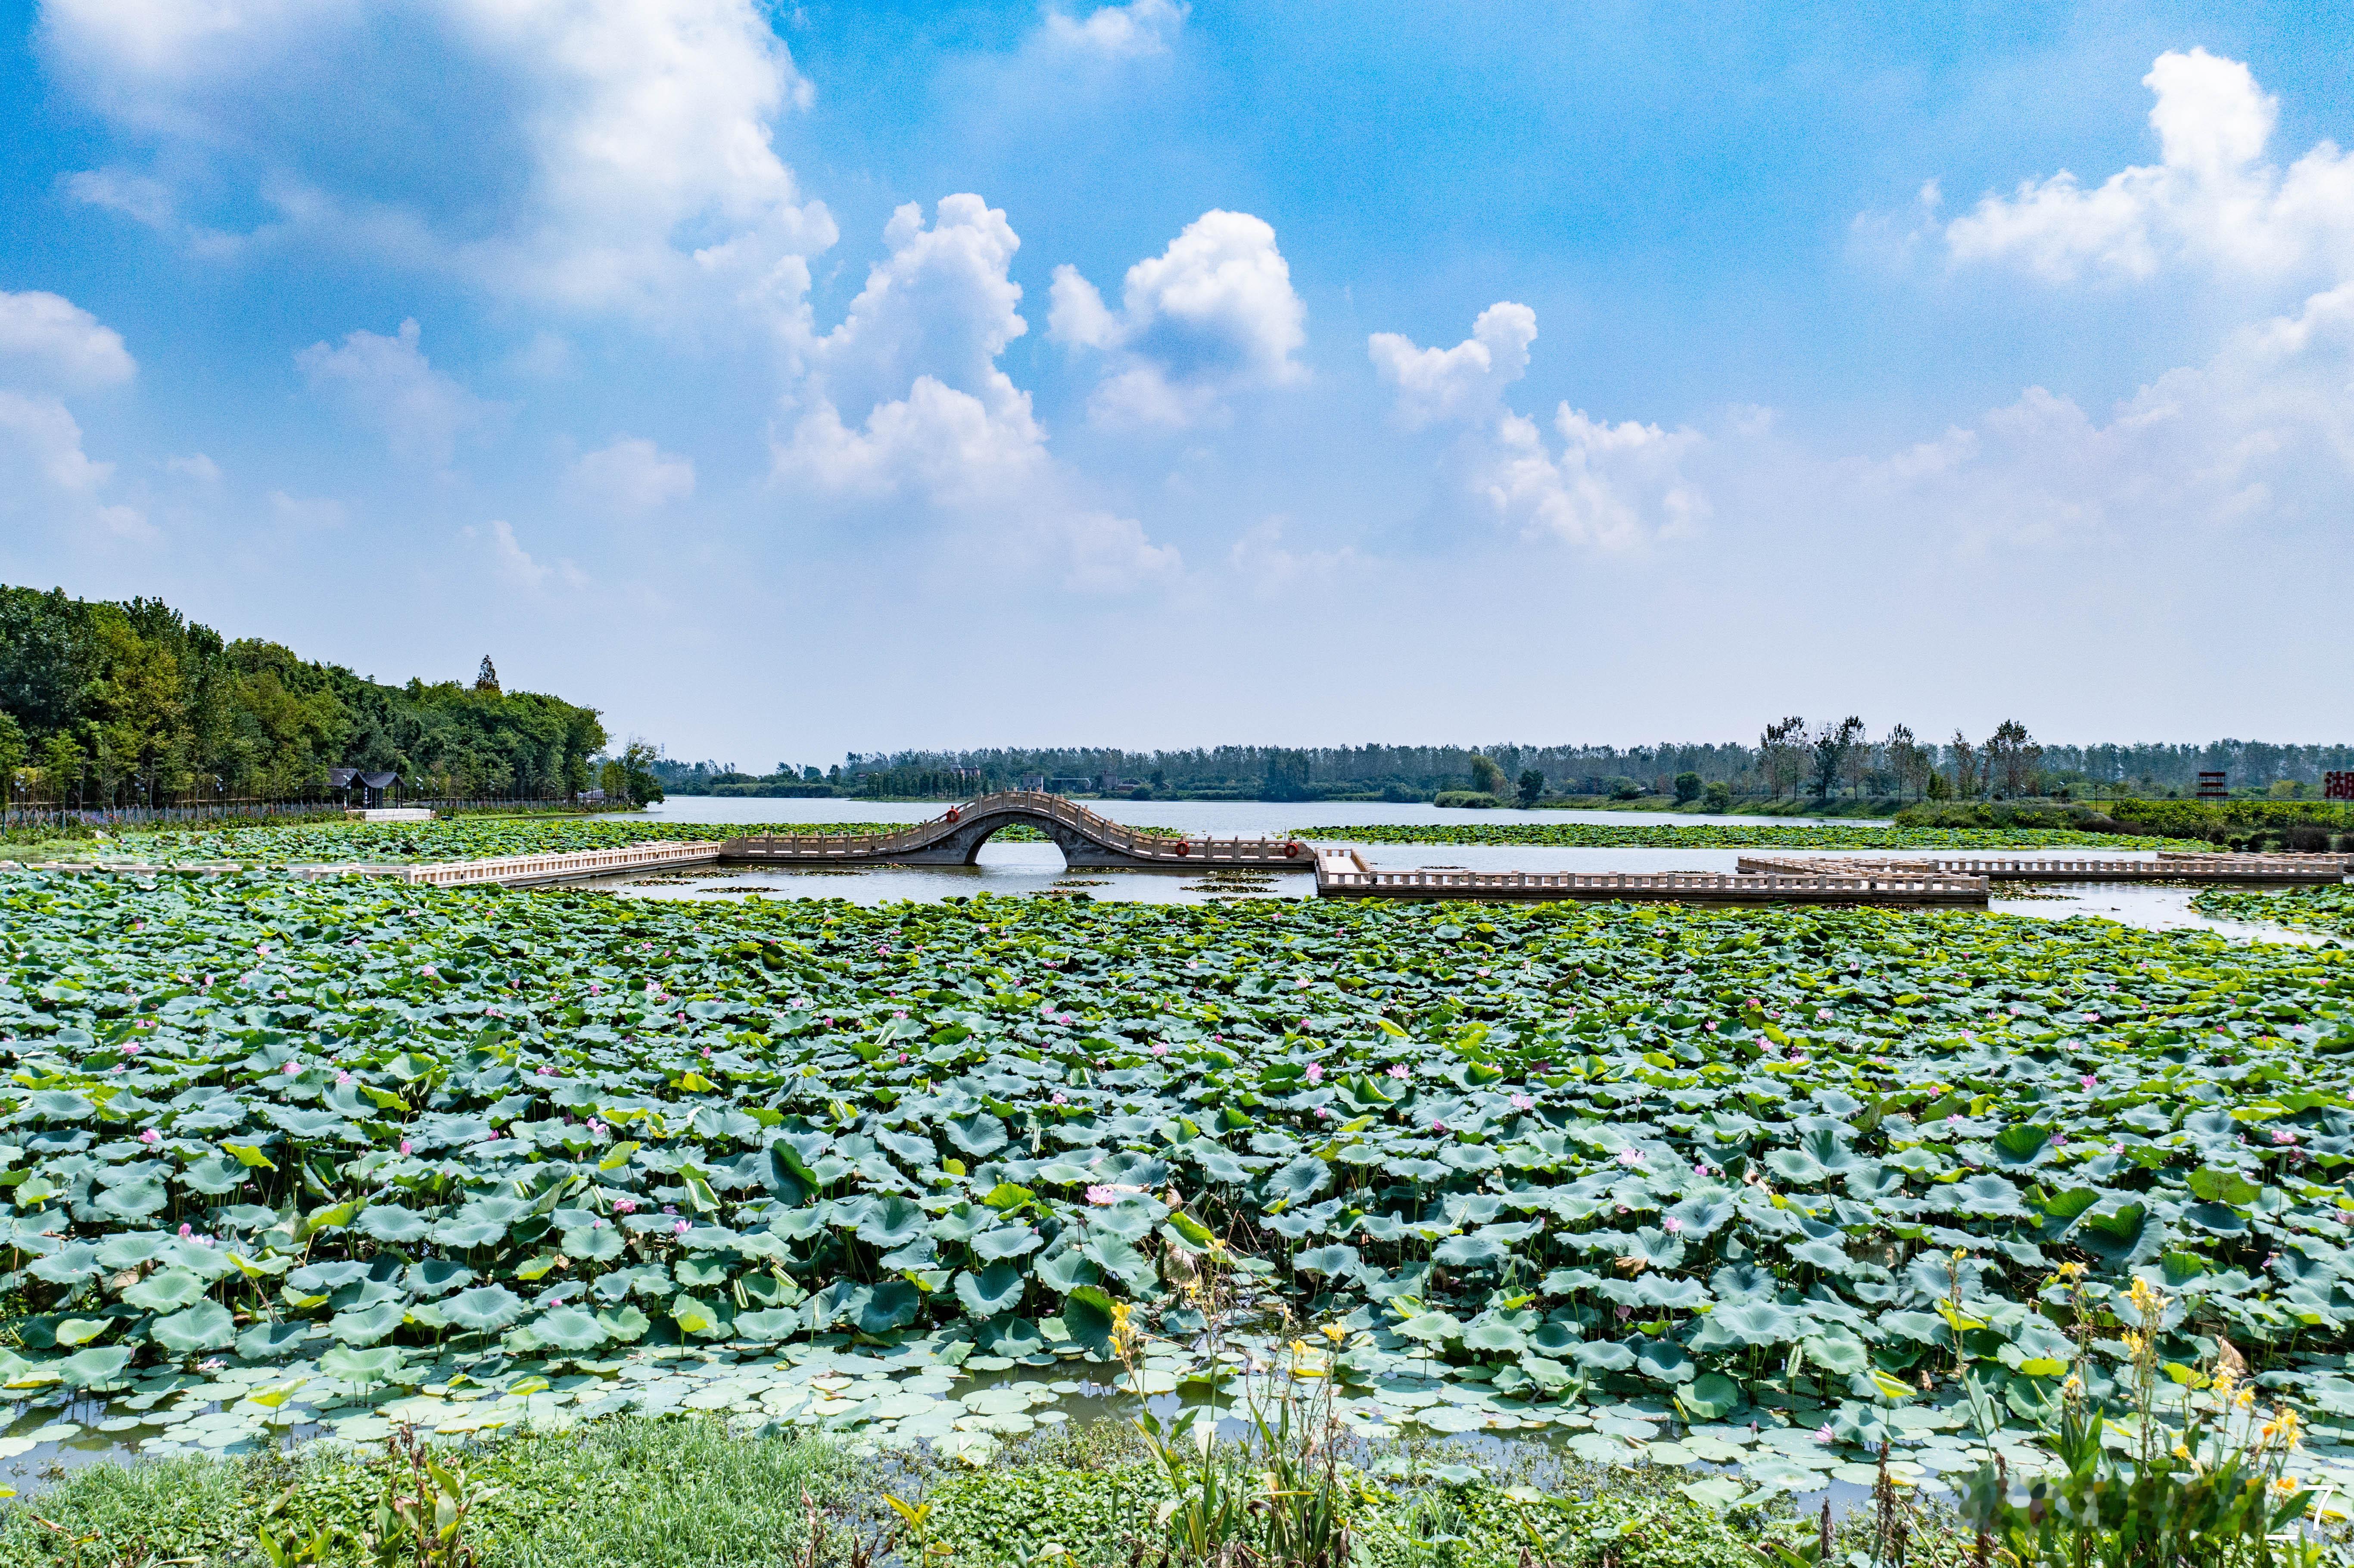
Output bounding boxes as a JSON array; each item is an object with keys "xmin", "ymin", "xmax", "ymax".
[
  {"xmin": 2237, "ymin": 1387, "xmax": 2257, "ymax": 1409},
  {"xmin": 1952, "ymin": 1248, "xmax": 1968, "ymax": 1262},
  {"xmin": 1320, "ymin": 1324, "xmax": 1345, "ymax": 1344},
  {"xmin": 2277, "ymin": 1477, "xmax": 2301, "ymax": 1495},
  {"xmin": 2173, "ymin": 1444, "xmax": 2192, "ymax": 1460},
  {"xmin": 1289, "ymin": 1338, "xmax": 1310, "ymax": 1358}
]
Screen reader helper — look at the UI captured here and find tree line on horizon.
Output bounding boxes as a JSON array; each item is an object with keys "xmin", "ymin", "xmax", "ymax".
[
  {"xmin": 655, "ymin": 727, "xmax": 2354, "ymax": 803},
  {"xmin": 0, "ymin": 585, "xmax": 610, "ymax": 812}
]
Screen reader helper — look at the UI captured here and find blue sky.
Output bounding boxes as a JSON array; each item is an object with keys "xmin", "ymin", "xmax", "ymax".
[{"xmin": 2, "ymin": 0, "xmax": 2350, "ymax": 765}]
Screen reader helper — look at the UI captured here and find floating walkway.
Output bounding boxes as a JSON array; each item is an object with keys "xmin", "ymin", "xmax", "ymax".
[
  {"xmin": 1311, "ymin": 848, "xmax": 1987, "ymax": 905},
  {"xmin": 1735, "ymin": 852, "xmax": 2345, "ymax": 885}
]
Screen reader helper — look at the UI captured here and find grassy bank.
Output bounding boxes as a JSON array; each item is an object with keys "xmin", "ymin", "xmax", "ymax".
[{"xmin": 0, "ymin": 1416, "xmax": 1965, "ymax": 1568}]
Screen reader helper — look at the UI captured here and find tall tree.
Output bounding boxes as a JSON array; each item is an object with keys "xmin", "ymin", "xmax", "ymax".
[
  {"xmin": 1760, "ymin": 716, "xmax": 1807, "ymax": 798},
  {"xmin": 1810, "ymin": 716, "xmax": 1865, "ymax": 799}
]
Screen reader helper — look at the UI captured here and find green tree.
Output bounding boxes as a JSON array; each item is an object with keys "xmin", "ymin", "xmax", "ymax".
[
  {"xmin": 1809, "ymin": 716, "xmax": 1864, "ymax": 798},
  {"xmin": 0, "ymin": 710, "xmax": 22, "ymax": 826},
  {"xmin": 1468, "ymin": 754, "xmax": 1507, "ymax": 797},
  {"xmin": 1703, "ymin": 780, "xmax": 1731, "ymax": 812},
  {"xmin": 1515, "ymin": 768, "xmax": 1545, "ymax": 807},
  {"xmin": 1673, "ymin": 771, "xmax": 1701, "ymax": 803}
]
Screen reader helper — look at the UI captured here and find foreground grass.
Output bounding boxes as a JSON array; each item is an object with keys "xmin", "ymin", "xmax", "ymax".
[{"xmin": 0, "ymin": 1416, "xmax": 1973, "ymax": 1568}]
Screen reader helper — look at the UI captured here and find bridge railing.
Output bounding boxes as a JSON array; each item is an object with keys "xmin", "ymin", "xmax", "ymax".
[{"xmin": 727, "ymin": 792, "xmax": 1305, "ymax": 863}]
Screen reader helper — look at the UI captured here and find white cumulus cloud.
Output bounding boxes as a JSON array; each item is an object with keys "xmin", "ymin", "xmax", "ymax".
[
  {"xmin": 44, "ymin": 0, "xmax": 835, "ymax": 320},
  {"xmin": 1940, "ymin": 48, "xmax": 2354, "ymax": 282},
  {"xmin": 0, "ymin": 390, "xmax": 149, "ymax": 538},
  {"xmin": 776, "ymin": 196, "xmax": 1046, "ymax": 503},
  {"xmin": 1368, "ymin": 302, "xmax": 1535, "ymax": 429},
  {"xmin": 1370, "ymin": 302, "xmax": 1706, "ymax": 551},
  {"xmin": 1846, "ymin": 278, "xmax": 2354, "ymax": 548},
  {"xmin": 296, "ymin": 318, "xmax": 504, "ymax": 466},
  {"xmin": 1049, "ymin": 209, "xmax": 1306, "ymax": 427},
  {"xmin": 571, "ymin": 436, "xmax": 695, "ymax": 510},
  {"xmin": 1040, "ymin": 0, "xmax": 1186, "ymax": 59},
  {"xmin": 0, "ymin": 289, "xmax": 137, "ymax": 388}
]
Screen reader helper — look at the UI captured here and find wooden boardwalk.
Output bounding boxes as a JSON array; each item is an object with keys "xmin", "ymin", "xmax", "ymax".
[
  {"xmin": 1311, "ymin": 847, "xmax": 1987, "ymax": 905},
  {"xmin": 1735, "ymin": 852, "xmax": 2345, "ymax": 885}
]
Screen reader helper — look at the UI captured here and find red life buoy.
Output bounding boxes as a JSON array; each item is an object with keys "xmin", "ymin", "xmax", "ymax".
[
  {"xmin": 945, "ymin": 808, "xmax": 961, "ymax": 824},
  {"xmin": 1174, "ymin": 840, "xmax": 1190, "ymax": 857},
  {"xmin": 1284, "ymin": 841, "xmax": 1302, "ymax": 858}
]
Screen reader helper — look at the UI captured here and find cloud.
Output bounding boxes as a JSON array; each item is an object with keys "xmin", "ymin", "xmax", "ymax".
[
  {"xmin": 1040, "ymin": 0, "xmax": 1186, "ymax": 59},
  {"xmin": 1049, "ymin": 210, "xmax": 1307, "ymax": 427},
  {"xmin": 1845, "ymin": 278, "xmax": 2354, "ymax": 548},
  {"xmin": 1370, "ymin": 302, "xmax": 1706, "ymax": 551},
  {"xmin": 267, "ymin": 488, "xmax": 345, "ymax": 530},
  {"xmin": 465, "ymin": 518, "xmax": 585, "ymax": 589},
  {"xmin": 1368, "ymin": 301, "xmax": 1535, "ymax": 429},
  {"xmin": 167, "ymin": 452, "xmax": 221, "ymax": 482},
  {"xmin": 1054, "ymin": 510, "xmax": 1183, "ymax": 592},
  {"xmin": 43, "ymin": 0, "xmax": 836, "ymax": 319},
  {"xmin": 776, "ymin": 196, "xmax": 1046, "ymax": 503},
  {"xmin": 1226, "ymin": 517, "xmax": 1361, "ymax": 599},
  {"xmin": 570, "ymin": 436, "xmax": 694, "ymax": 510},
  {"xmin": 1486, "ymin": 407, "xmax": 1710, "ymax": 550},
  {"xmin": 296, "ymin": 318, "xmax": 504, "ymax": 465},
  {"xmin": 0, "ymin": 390, "xmax": 149, "ymax": 538},
  {"xmin": 0, "ymin": 289, "xmax": 137, "ymax": 388},
  {"xmin": 1937, "ymin": 48, "xmax": 2354, "ymax": 282}
]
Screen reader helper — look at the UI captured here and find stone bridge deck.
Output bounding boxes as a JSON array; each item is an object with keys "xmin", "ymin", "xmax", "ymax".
[{"xmin": 722, "ymin": 791, "xmax": 1315, "ymax": 871}]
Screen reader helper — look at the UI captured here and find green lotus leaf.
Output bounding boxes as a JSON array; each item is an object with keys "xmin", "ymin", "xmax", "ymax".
[
  {"xmin": 319, "ymin": 1344, "xmax": 410, "ymax": 1384},
  {"xmin": 529, "ymin": 1307, "xmax": 608, "ymax": 1351},
  {"xmin": 733, "ymin": 1307, "xmax": 800, "ymax": 1341},
  {"xmin": 856, "ymin": 1195, "xmax": 927, "ymax": 1249},
  {"xmin": 150, "ymin": 1300, "xmax": 237, "ymax": 1354},
  {"xmin": 943, "ymin": 1114, "xmax": 1009, "ymax": 1157},
  {"xmin": 357, "ymin": 1206, "xmax": 433, "ymax": 1243},
  {"xmin": 121, "ymin": 1269, "xmax": 207, "ymax": 1313},
  {"xmin": 954, "ymin": 1262, "xmax": 1027, "ymax": 1319},
  {"xmin": 444, "ymin": 1285, "xmax": 525, "ymax": 1332},
  {"xmin": 58, "ymin": 1346, "xmax": 133, "ymax": 1388},
  {"xmin": 1294, "ymin": 1244, "xmax": 1359, "ymax": 1277},
  {"xmin": 328, "ymin": 1301, "xmax": 408, "ymax": 1345},
  {"xmin": 563, "ymin": 1225, "xmax": 626, "ymax": 1261}
]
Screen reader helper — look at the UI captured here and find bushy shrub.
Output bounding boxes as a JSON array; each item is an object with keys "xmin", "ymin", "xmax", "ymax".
[{"xmin": 1432, "ymin": 790, "xmax": 1502, "ymax": 809}]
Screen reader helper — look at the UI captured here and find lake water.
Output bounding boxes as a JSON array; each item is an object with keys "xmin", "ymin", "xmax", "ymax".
[{"xmin": 615, "ymin": 799, "xmax": 2335, "ymax": 944}]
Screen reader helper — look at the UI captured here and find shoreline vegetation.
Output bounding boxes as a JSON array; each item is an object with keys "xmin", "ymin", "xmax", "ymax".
[{"xmin": 0, "ymin": 1415, "xmax": 1970, "ymax": 1568}]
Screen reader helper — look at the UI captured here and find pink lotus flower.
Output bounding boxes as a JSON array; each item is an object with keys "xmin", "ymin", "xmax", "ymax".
[
  {"xmin": 587, "ymin": 1120, "xmax": 604, "ymax": 1135},
  {"xmin": 2273, "ymin": 1129, "xmax": 2298, "ymax": 1145},
  {"xmin": 178, "ymin": 1223, "xmax": 193, "ymax": 1237},
  {"xmin": 1662, "ymin": 1215, "xmax": 1683, "ymax": 1233},
  {"xmin": 2081, "ymin": 1074, "xmax": 2098, "ymax": 1089},
  {"xmin": 673, "ymin": 1220, "xmax": 690, "ymax": 1236},
  {"xmin": 1704, "ymin": 1022, "xmax": 1718, "ymax": 1032},
  {"xmin": 1694, "ymin": 1162, "xmax": 1712, "ymax": 1177},
  {"xmin": 420, "ymin": 965, "xmax": 436, "ymax": 977},
  {"xmin": 337, "ymin": 1070, "xmax": 354, "ymax": 1084},
  {"xmin": 535, "ymin": 1065, "xmax": 553, "ymax": 1076},
  {"xmin": 1050, "ymin": 1091, "xmax": 1068, "ymax": 1105},
  {"xmin": 399, "ymin": 1140, "xmax": 413, "ymax": 1155},
  {"xmin": 1304, "ymin": 1063, "xmax": 1324, "ymax": 1083},
  {"xmin": 1315, "ymin": 1107, "xmax": 1332, "ymax": 1119},
  {"xmin": 282, "ymin": 1060, "xmax": 300, "ymax": 1075},
  {"xmin": 1295, "ymin": 978, "xmax": 1311, "ymax": 989},
  {"xmin": 139, "ymin": 1128, "xmax": 159, "ymax": 1145},
  {"xmin": 1150, "ymin": 1043, "xmax": 1171, "ymax": 1057},
  {"xmin": 1086, "ymin": 1185, "xmax": 1118, "ymax": 1205},
  {"xmin": 123, "ymin": 1041, "xmax": 141, "ymax": 1054},
  {"xmin": 1386, "ymin": 1064, "xmax": 1410, "ymax": 1080},
  {"xmin": 1429, "ymin": 1119, "xmax": 1448, "ymax": 1133},
  {"xmin": 615, "ymin": 1198, "xmax": 638, "ymax": 1213},
  {"xmin": 1814, "ymin": 1423, "xmax": 1834, "ymax": 1444},
  {"xmin": 1617, "ymin": 1148, "xmax": 1643, "ymax": 1167},
  {"xmin": 588, "ymin": 981, "xmax": 605, "ymax": 994},
  {"xmin": 1510, "ymin": 1093, "xmax": 1534, "ymax": 1111}
]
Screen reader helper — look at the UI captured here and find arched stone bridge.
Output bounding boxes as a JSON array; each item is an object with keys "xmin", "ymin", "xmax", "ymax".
[{"xmin": 721, "ymin": 791, "xmax": 1316, "ymax": 871}]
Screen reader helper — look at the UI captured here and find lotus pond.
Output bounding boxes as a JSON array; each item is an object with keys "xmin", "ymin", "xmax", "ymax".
[
  {"xmin": 3, "ymin": 872, "xmax": 2354, "ymax": 1506},
  {"xmin": 2195, "ymin": 886, "xmax": 2354, "ymax": 943}
]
